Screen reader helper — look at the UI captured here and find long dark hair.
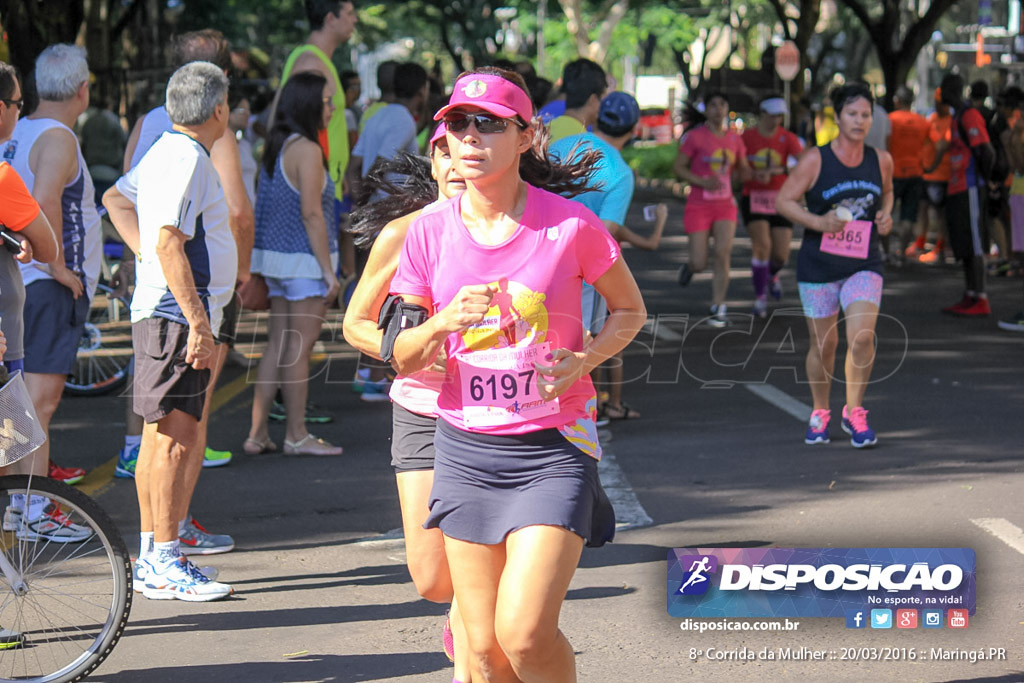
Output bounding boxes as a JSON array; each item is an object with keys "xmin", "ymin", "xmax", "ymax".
[
  {"xmin": 452, "ymin": 67, "xmax": 598, "ymax": 197},
  {"xmin": 348, "ymin": 152, "xmax": 438, "ymax": 247},
  {"xmin": 264, "ymin": 71, "xmax": 327, "ymax": 177}
]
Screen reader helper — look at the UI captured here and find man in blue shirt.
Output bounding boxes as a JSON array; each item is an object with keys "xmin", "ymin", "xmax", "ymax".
[{"xmin": 550, "ymin": 92, "xmax": 667, "ymax": 420}]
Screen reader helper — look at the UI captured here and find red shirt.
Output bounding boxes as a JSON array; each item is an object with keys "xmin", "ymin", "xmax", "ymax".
[
  {"xmin": 888, "ymin": 110, "xmax": 931, "ymax": 179},
  {"xmin": 949, "ymin": 107, "xmax": 990, "ymax": 194},
  {"xmin": 740, "ymin": 126, "xmax": 803, "ymax": 195}
]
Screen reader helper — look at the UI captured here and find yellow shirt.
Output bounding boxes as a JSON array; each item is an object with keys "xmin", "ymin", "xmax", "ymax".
[
  {"xmin": 549, "ymin": 115, "xmax": 586, "ymax": 143},
  {"xmin": 815, "ymin": 107, "xmax": 839, "ymax": 147},
  {"xmin": 281, "ymin": 44, "xmax": 348, "ymax": 200},
  {"xmin": 360, "ymin": 101, "xmax": 388, "ymax": 134}
]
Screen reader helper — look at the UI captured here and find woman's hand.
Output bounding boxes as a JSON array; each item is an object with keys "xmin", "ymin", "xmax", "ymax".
[
  {"xmin": 323, "ymin": 272, "xmax": 341, "ymax": 306},
  {"xmin": 818, "ymin": 210, "xmax": 847, "ymax": 234},
  {"xmin": 875, "ymin": 210, "xmax": 893, "ymax": 236},
  {"xmin": 701, "ymin": 175, "xmax": 723, "ymax": 191},
  {"xmin": 534, "ymin": 348, "xmax": 586, "ymax": 402},
  {"xmin": 438, "ymin": 285, "xmax": 494, "ymax": 334}
]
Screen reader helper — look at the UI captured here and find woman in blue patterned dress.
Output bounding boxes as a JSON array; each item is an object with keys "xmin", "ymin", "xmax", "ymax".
[{"xmin": 245, "ymin": 72, "xmax": 343, "ymax": 456}]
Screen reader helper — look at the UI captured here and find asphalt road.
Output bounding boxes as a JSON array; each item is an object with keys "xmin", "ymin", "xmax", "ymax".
[{"xmin": 51, "ymin": 188, "xmax": 1024, "ymax": 682}]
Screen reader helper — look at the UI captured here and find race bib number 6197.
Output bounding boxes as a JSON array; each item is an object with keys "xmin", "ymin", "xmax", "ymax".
[{"xmin": 458, "ymin": 342, "xmax": 559, "ymax": 428}]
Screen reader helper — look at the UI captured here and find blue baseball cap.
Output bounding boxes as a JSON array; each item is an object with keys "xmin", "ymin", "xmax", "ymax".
[{"xmin": 597, "ymin": 91, "xmax": 640, "ymax": 136}]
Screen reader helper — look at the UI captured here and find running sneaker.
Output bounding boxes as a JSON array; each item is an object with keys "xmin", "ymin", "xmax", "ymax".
[
  {"xmin": 360, "ymin": 379, "xmax": 392, "ymax": 402},
  {"xmin": 269, "ymin": 400, "xmax": 334, "ymax": 423},
  {"xmin": 753, "ymin": 296, "xmax": 768, "ymax": 319},
  {"xmin": 133, "ymin": 558, "xmax": 219, "ymax": 592},
  {"xmin": 804, "ymin": 409, "xmax": 831, "ymax": 445},
  {"xmin": 706, "ymin": 304, "xmax": 728, "ymax": 328},
  {"xmin": 677, "ymin": 263, "xmax": 693, "ymax": 287},
  {"xmin": 443, "ymin": 613, "xmax": 455, "ymax": 663},
  {"xmin": 769, "ymin": 273, "xmax": 783, "ymax": 300},
  {"xmin": 998, "ymin": 311, "xmax": 1024, "ymax": 332},
  {"xmin": 202, "ymin": 447, "xmax": 232, "ymax": 468},
  {"xmin": 115, "ymin": 443, "xmax": 140, "ymax": 479},
  {"xmin": 943, "ymin": 296, "xmax": 991, "ymax": 316},
  {"xmin": 48, "ymin": 462, "xmax": 86, "ymax": 485},
  {"xmin": 179, "ymin": 516, "xmax": 235, "ymax": 555},
  {"xmin": 3, "ymin": 503, "xmax": 93, "ymax": 543},
  {"xmin": 139, "ymin": 556, "xmax": 232, "ymax": 602},
  {"xmin": 0, "ymin": 628, "xmax": 23, "ymax": 650},
  {"xmin": 841, "ymin": 405, "xmax": 877, "ymax": 448},
  {"xmin": 918, "ymin": 248, "xmax": 944, "ymax": 264}
]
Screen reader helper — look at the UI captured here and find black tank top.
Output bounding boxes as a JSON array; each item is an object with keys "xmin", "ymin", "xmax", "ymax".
[{"xmin": 797, "ymin": 143, "xmax": 884, "ymax": 283}]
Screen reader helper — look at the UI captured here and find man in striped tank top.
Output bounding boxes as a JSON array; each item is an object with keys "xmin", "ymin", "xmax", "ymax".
[{"xmin": 0, "ymin": 46, "xmax": 100, "ymax": 534}]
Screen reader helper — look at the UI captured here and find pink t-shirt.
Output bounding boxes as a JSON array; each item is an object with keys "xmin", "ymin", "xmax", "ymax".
[
  {"xmin": 679, "ymin": 125, "xmax": 746, "ymax": 203},
  {"xmin": 390, "ymin": 184, "xmax": 620, "ymax": 442}
]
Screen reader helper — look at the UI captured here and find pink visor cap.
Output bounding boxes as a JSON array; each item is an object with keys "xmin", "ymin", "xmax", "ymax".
[
  {"xmin": 429, "ymin": 123, "xmax": 447, "ymax": 149},
  {"xmin": 434, "ymin": 73, "xmax": 534, "ymax": 123}
]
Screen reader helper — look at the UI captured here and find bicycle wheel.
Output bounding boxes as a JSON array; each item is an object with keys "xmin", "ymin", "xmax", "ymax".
[
  {"xmin": 0, "ymin": 475, "xmax": 132, "ymax": 682},
  {"xmin": 64, "ymin": 284, "xmax": 133, "ymax": 397}
]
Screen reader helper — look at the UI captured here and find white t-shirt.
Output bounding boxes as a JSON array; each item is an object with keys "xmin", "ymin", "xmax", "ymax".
[
  {"xmin": 118, "ymin": 131, "xmax": 237, "ymax": 336},
  {"xmin": 866, "ymin": 103, "xmax": 891, "ymax": 151},
  {"xmin": 352, "ymin": 103, "xmax": 419, "ymax": 176}
]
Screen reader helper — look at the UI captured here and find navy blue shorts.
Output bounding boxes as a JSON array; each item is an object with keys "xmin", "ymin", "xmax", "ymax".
[
  {"xmin": 426, "ymin": 420, "xmax": 615, "ymax": 547},
  {"xmin": 23, "ymin": 279, "xmax": 89, "ymax": 375}
]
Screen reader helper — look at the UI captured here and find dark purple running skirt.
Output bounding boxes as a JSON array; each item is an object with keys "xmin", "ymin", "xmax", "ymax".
[{"xmin": 425, "ymin": 419, "xmax": 615, "ymax": 547}]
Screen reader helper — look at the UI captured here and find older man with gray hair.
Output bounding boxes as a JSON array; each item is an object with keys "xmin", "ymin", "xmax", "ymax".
[
  {"xmin": 0, "ymin": 44, "xmax": 100, "ymax": 541},
  {"xmin": 104, "ymin": 61, "xmax": 235, "ymax": 601}
]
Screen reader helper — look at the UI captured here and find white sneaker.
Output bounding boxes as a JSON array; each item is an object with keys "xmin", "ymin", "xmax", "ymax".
[
  {"xmin": 3, "ymin": 504, "xmax": 93, "ymax": 543},
  {"xmin": 707, "ymin": 304, "xmax": 729, "ymax": 328},
  {"xmin": 140, "ymin": 556, "xmax": 232, "ymax": 602},
  {"xmin": 133, "ymin": 559, "xmax": 219, "ymax": 592}
]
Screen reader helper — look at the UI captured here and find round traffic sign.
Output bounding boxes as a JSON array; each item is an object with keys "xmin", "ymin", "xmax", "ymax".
[{"xmin": 775, "ymin": 41, "xmax": 800, "ymax": 82}]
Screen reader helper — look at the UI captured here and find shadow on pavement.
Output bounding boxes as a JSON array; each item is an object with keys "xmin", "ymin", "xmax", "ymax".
[
  {"xmin": 122, "ymin": 600, "xmax": 445, "ymax": 639},
  {"xmin": 96, "ymin": 652, "xmax": 450, "ymax": 682}
]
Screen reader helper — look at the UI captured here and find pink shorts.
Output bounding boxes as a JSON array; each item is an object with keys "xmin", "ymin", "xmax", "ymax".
[
  {"xmin": 1010, "ymin": 194, "xmax": 1024, "ymax": 252},
  {"xmin": 683, "ymin": 200, "xmax": 737, "ymax": 234}
]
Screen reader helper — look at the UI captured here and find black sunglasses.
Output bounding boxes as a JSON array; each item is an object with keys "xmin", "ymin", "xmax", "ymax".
[
  {"xmin": 444, "ymin": 112, "xmax": 523, "ymax": 135},
  {"xmin": 1, "ymin": 99, "xmax": 23, "ymax": 111}
]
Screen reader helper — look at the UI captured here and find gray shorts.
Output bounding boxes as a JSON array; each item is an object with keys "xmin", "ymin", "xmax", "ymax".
[
  {"xmin": 131, "ymin": 317, "xmax": 210, "ymax": 423},
  {"xmin": 23, "ymin": 279, "xmax": 89, "ymax": 375},
  {"xmin": 391, "ymin": 403, "xmax": 437, "ymax": 472}
]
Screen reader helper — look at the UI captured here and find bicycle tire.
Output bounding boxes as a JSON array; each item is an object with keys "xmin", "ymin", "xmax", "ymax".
[
  {"xmin": 0, "ymin": 475, "xmax": 132, "ymax": 682},
  {"xmin": 64, "ymin": 284, "xmax": 132, "ymax": 397}
]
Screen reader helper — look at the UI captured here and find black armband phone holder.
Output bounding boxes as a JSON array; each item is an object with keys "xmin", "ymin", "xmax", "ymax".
[{"xmin": 378, "ymin": 294, "xmax": 429, "ymax": 362}]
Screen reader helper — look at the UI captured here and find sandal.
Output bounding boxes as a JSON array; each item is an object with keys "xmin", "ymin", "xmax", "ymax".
[
  {"xmin": 243, "ymin": 437, "xmax": 278, "ymax": 455},
  {"xmin": 603, "ymin": 402, "xmax": 641, "ymax": 420},
  {"xmin": 284, "ymin": 433, "xmax": 343, "ymax": 456}
]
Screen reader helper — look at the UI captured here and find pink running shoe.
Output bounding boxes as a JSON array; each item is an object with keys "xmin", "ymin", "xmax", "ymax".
[
  {"xmin": 805, "ymin": 409, "xmax": 831, "ymax": 444},
  {"xmin": 443, "ymin": 614, "xmax": 455, "ymax": 663},
  {"xmin": 841, "ymin": 405, "xmax": 877, "ymax": 448}
]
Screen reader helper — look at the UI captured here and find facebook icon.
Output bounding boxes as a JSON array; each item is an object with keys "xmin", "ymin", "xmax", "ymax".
[{"xmin": 845, "ymin": 609, "xmax": 867, "ymax": 629}]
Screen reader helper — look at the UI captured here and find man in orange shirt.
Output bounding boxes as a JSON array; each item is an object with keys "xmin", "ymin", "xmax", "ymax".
[
  {"xmin": 888, "ymin": 86, "xmax": 931, "ymax": 263},
  {"xmin": 916, "ymin": 94, "xmax": 953, "ymax": 262}
]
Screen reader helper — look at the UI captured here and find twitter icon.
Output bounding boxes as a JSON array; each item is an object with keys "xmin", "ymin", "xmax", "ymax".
[{"xmin": 870, "ymin": 609, "xmax": 892, "ymax": 629}]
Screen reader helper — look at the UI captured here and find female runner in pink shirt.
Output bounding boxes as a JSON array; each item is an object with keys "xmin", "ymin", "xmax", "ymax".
[
  {"xmin": 673, "ymin": 92, "xmax": 751, "ymax": 327},
  {"xmin": 390, "ymin": 68, "xmax": 647, "ymax": 683}
]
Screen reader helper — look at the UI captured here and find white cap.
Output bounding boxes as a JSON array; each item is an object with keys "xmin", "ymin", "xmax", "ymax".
[{"xmin": 760, "ymin": 98, "xmax": 788, "ymax": 116}]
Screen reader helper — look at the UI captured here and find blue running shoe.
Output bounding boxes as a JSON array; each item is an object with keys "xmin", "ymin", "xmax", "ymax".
[
  {"xmin": 842, "ymin": 405, "xmax": 877, "ymax": 448},
  {"xmin": 805, "ymin": 409, "xmax": 831, "ymax": 445},
  {"xmin": 115, "ymin": 443, "xmax": 139, "ymax": 479}
]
